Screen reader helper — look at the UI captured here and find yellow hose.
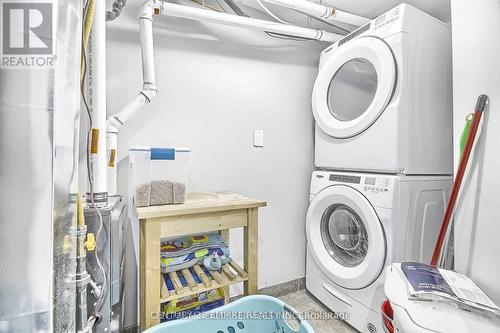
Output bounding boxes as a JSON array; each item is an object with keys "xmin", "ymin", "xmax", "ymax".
[
  {"xmin": 78, "ymin": 1, "xmax": 96, "ymax": 225},
  {"xmin": 81, "ymin": 0, "xmax": 96, "ymax": 80},
  {"xmin": 77, "ymin": 194, "xmax": 85, "ymax": 226}
]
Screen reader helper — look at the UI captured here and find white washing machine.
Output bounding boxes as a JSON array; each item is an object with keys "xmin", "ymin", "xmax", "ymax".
[
  {"xmin": 312, "ymin": 4, "xmax": 453, "ymax": 174},
  {"xmin": 306, "ymin": 170, "xmax": 451, "ymax": 333}
]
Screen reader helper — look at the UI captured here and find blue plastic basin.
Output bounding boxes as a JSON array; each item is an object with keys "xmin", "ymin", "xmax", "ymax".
[{"xmin": 144, "ymin": 295, "xmax": 315, "ymax": 333}]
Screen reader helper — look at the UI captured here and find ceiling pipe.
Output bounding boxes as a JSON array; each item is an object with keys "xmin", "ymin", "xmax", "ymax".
[
  {"xmin": 263, "ymin": 0, "xmax": 370, "ymax": 27},
  {"xmin": 158, "ymin": 1, "xmax": 342, "ymax": 42},
  {"xmin": 106, "ymin": 0, "xmax": 342, "ymax": 195}
]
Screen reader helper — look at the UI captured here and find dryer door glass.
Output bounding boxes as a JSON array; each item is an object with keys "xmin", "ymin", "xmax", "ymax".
[
  {"xmin": 327, "ymin": 58, "xmax": 378, "ymax": 122},
  {"xmin": 312, "ymin": 37, "xmax": 396, "ymax": 138},
  {"xmin": 321, "ymin": 204, "xmax": 368, "ymax": 267}
]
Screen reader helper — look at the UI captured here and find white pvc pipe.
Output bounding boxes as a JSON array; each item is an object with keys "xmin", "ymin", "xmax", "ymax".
[
  {"xmin": 264, "ymin": 0, "xmax": 370, "ymax": 27},
  {"xmin": 87, "ymin": 0, "xmax": 108, "ymax": 204},
  {"xmin": 266, "ymin": 0, "xmax": 331, "ymax": 19},
  {"xmin": 140, "ymin": 15, "xmax": 156, "ymax": 88},
  {"xmin": 106, "ymin": 3, "xmax": 159, "ymax": 196},
  {"xmin": 159, "ymin": 2, "xmax": 342, "ymax": 42},
  {"xmin": 109, "ymin": 94, "xmax": 150, "ymax": 129}
]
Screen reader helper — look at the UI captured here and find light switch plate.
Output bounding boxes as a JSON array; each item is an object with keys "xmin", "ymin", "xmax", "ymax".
[{"xmin": 253, "ymin": 129, "xmax": 264, "ymax": 147}]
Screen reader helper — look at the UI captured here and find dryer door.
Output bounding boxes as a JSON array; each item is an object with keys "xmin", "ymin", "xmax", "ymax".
[
  {"xmin": 307, "ymin": 185, "xmax": 386, "ymax": 289},
  {"xmin": 312, "ymin": 36, "xmax": 396, "ymax": 138}
]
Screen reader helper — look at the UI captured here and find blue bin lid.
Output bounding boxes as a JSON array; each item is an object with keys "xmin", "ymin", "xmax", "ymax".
[{"xmin": 129, "ymin": 146, "xmax": 191, "ymax": 160}]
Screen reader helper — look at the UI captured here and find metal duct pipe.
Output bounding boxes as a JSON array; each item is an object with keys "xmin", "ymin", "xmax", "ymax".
[{"xmin": 0, "ymin": 0, "xmax": 82, "ymax": 331}]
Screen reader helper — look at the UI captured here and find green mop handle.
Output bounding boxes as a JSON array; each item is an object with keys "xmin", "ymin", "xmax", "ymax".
[{"xmin": 460, "ymin": 113, "xmax": 474, "ymax": 157}]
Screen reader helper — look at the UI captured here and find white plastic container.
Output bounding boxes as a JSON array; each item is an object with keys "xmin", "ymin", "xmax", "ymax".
[
  {"xmin": 383, "ymin": 264, "xmax": 500, "ymax": 333},
  {"xmin": 129, "ymin": 147, "xmax": 191, "ymax": 207}
]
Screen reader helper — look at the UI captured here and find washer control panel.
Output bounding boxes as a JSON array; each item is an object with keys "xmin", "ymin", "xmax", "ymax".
[
  {"xmin": 312, "ymin": 171, "xmax": 393, "ymax": 200},
  {"xmin": 363, "ymin": 176, "xmax": 390, "ymax": 193},
  {"xmin": 329, "ymin": 174, "xmax": 361, "ymax": 184}
]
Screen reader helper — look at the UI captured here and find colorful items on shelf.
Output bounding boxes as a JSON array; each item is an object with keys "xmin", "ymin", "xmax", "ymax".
[
  {"xmin": 202, "ymin": 252, "xmax": 230, "ymax": 271},
  {"xmin": 160, "ymin": 233, "xmax": 230, "ymax": 274},
  {"xmin": 161, "ymin": 288, "xmax": 225, "ymax": 322},
  {"xmin": 203, "ymin": 253, "xmax": 222, "ymax": 271}
]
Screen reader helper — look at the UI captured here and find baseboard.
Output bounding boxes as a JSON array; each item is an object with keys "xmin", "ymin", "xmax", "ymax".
[
  {"xmin": 231, "ymin": 277, "xmax": 306, "ymax": 302},
  {"xmin": 122, "ymin": 325, "xmax": 140, "ymax": 333}
]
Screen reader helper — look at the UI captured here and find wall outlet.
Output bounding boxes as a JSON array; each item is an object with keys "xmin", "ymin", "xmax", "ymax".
[{"xmin": 253, "ymin": 129, "xmax": 264, "ymax": 148}]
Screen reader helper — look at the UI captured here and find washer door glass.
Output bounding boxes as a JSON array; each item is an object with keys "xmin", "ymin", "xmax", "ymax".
[
  {"xmin": 327, "ymin": 58, "xmax": 378, "ymax": 122},
  {"xmin": 306, "ymin": 184, "xmax": 386, "ymax": 289},
  {"xmin": 321, "ymin": 204, "xmax": 368, "ymax": 267}
]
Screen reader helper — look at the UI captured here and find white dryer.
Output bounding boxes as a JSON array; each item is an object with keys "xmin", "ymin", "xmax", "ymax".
[
  {"xmin": 306, "ymin": 170, "xmax": 451, "ymax": 333},
  {"xmin": 312, "ymin": 4, "xmax": 453, "ymax": 175}
]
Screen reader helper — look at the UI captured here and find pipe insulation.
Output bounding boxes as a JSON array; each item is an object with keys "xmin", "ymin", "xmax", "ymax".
[
  {"xmin": 87, "ymin": 0, "xmax": 108, "ymax": 204},
  {"xmin": 264, "ymin": 0, "xmax": 370, "ymax": 26}
]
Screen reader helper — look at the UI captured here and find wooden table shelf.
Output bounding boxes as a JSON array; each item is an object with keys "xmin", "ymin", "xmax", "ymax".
[
  {"xmin": 138, "ymin": 192, "xmax": 266, "ymax": 330},
  {"xmin": 160, "ymin": 260, "xmax": 248, "ymax": 303}
]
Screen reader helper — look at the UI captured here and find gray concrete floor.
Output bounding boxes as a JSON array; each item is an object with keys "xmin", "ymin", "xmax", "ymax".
[{"xmin": 279, "ymin": 290, "xmax": 357, "ymax": 333}]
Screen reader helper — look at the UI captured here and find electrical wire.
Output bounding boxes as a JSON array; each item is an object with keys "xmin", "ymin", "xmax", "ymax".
[
  {"xmin": 80, "ymin": 5, "xmax": 108, "ymax": 322},
  {"xmin": 290, "ymin": 7, "xmax": 351, "ymax": 34},
  {"xmin": 189, "ymin": 0, "xmax": 222, "ymax": 12},
  {"xmin": 223, "ymin": 0, "xmax": 249, "ymax": 17},
  {"xmin": 264, "ymin": 31, "xmax": 313, "ymax": 41},
  {"xmin": 106, "ymin": 0, "xmax": 127, "ymax": 21},
  {"xmin": 255, "ymin": 0, "xmax": 289, "ymax": 24},
  {"xmin": 222, "ymin": 0, "xmax": 313, "ymax": 41},
  {"xmin": 81, "ymin": 0, "xmax": 95, "ymax": 79},
  {"xmin": 214, "ymin": 0, "xmax": 229, "ymax": 13},
  {"xmin": 255, "ymin": 0, "xmax": 350, "ymax": 35}
]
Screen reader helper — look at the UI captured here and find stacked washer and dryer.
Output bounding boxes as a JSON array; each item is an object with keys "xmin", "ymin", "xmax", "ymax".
[{"xmin": 306, "ymin": 5, "xmax": 453, "ymax": 333}]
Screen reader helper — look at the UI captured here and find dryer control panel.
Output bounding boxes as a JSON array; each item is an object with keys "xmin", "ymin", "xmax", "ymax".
[
  {"xmin": 363, "ymin": 176, "xmax": 390, "ymax": 193},
  {"xmin": 373, "ymin": 5, "xmax": 401, "ymax": 31}
]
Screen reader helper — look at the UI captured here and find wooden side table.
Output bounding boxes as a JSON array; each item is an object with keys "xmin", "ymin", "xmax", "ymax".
[{"xmin": 137, "ymin": 192, "xmax": 266, "ymax": 330}]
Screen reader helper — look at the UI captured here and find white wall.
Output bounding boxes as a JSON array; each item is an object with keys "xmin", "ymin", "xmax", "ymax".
[
  {"xmin": 102, "ymin": 1, "xmax": 454, "ymax": 327},
  {"xmin": 105, "ymin": 1, "xmax": 328, "ymax": 326},
  {"xmin": 451, "ymin": 0, "xmax": 500, "ymax": 304}
]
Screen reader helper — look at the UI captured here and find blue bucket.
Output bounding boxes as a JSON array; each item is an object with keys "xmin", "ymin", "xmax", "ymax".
[{"xmin": 144, "ymin": 295, "xmax": 315, "ymax": 333}]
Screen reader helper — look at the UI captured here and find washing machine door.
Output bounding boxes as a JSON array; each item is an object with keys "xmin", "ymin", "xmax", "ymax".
[
  {"xmin": 307, "ymin": 185, "xmax": 386, "ymax": 289},
  {"xmin": 312, "ymin": 36, "xmax": 397, "ymax": 138}
]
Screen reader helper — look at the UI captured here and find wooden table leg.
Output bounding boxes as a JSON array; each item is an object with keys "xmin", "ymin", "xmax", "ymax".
[
  {"xmin": 140, "ymin": 219, "xmax": 161, "ymax": 330},
  {"xmin": 220, "ymin": 229, "xmax": 231, "ymax": 303},
  {"xmin": 244, "ymin": 208, "xmax": 258, "ymax": 295}
]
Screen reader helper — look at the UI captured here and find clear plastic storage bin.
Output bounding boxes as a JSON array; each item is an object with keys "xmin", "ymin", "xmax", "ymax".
[{"xmin": 129, "ymin": 147, "xmax": 191, "ymax": 207}]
